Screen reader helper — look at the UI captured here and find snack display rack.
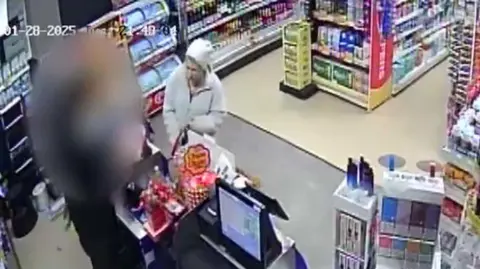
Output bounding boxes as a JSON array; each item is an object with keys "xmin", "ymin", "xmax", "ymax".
[{"xmin": 83, "ymin": 0, "xmax": 182, "ymax": 116}]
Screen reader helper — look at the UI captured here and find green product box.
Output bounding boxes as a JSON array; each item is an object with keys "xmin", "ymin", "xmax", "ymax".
[
  {"xmin": 312, "ymin": 57, "xmax": 331, "ymax": 80},
  {"xmin": 332, "ymin": 65, "xmax": 353, "ymax": 89}
]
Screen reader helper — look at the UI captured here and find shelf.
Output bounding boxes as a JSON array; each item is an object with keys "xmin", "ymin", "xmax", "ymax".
[
  {"xmin": 312, "ymin": 44, "xmax": 369, "ymax": 71},
  {"xmin": 313, "ymin": 74, "xmax": 368, "ymax": 108},
  {"xmin": 130, "ymin": 11, "xmax": 169, "ymax": 33},
  {"xmin": 140, "ymin": 54, "xmax": 181, "ymax": 97},
  {"xmin": 423, "ymin": 28, "xmax": 446, "ymax": 43},
  {"xmin": 393, "ymin": 49, "xmax": 448, "ymax": 94},
  {"xmin": 442, "ymin": 147, "xmax": 479, "ymax": 180},
  {"xmin": 133, "ymin": 37, "xmax": 176, "ymax": 67},
  {"xmin": 394, "ymin": 25, "xmax": 423, "ymax": 41},
  {"xmin": 377, "ymin": 251, "xmax": 441, "ymax": 269},
  {"xmin": 395, "ymin": 0, "xmax": 409, "ymax": 5},
  {"xmin": 444, "ymin": 180, "xmax": 467, "ymax": 206},
  {"xmin": 421, "ymin": 20, "xmax": 453, "ymax": 38},
  {"xmin": 0, "ymin": 65, "xmax": 30, "ymax": 93},
  {"xmin": 0, "ymin": 96, "xmax": 21, "ymax": 115},
  {"xmin": 213, "ymin": 13, "xmax": 297, "ymax": 72},
  {"xmin": 188, "ymin": 0, "xmax": 270, "ymax": 39},
  {"xmin": 394, "ymin": 44, "xmax": 420, "ymax": 61},
  {"xmin": 439, "ymin": 214, "xmax": 461, "ymax": 234},
  {"xmin": 395, "ymin": 9, "xmax": 422, "ymax": 25},
  {"xmin": 312, "ymin": 11, "xmax": 364, "ymax": 30}
]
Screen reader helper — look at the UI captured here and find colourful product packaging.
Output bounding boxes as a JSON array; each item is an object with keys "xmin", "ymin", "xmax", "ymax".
[
  {"xmin": 345, "ymin": 31, "xmax": 356, "ymax": 62},
  {"xmin": 339, "ymin": 30, "xmax": 349, "ymax": 58}
]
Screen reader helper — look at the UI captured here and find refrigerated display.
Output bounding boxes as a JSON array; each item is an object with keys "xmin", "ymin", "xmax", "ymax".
[{"xmin": 85, "ymin": 0, "xmax": 180, "ymax": 116}]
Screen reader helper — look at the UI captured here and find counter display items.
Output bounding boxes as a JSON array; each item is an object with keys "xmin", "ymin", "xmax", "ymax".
[
  {"xmin": 117, "ymin": 131, "xmax": 297, "ymax": 269},
  {"xmin": 376, "ymin": 170, "xmax": 443, "ymax": 268},
  {"xmin": 333, "ymin": 158, "xmax": 444, "ymax": 269}
]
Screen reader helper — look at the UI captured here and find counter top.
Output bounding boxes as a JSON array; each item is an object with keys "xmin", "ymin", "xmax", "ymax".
[{"xmin": 115, "ymin": 204, "xmax": 147, "ymax": 240}]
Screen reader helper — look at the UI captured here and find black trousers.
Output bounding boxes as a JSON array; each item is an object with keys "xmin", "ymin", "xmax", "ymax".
[{"xmin": 66, "ymin": 198, "xmax": 122, "ymax": 269}]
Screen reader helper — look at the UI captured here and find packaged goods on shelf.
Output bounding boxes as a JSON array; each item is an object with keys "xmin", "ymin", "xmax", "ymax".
[
  {"xmin": 297, "ymin": 0, "xmax": 393, "ymax": 110},
  {"xmin": 186, "ymin": 0, "xmax": 300, "ymax": 71},
  {"xmin": 312, "ymin": 55, "xmax": 369, "ymax": 105},
  {"xmin": 137, "ymin": 55, "xmax": 182, "ymax": 114},
  {"xmin": 312, "ymin": 24, "xmax": 370, "ymax": 69},
  {"xmin": 376, "ymin": 171, "xmax": 443, "ymax": 268},
  {"xmin": 444, "ymin": 189, "xmax": 480, "ymax": 269},
  {"xmin": 391, "ymin": 0, "xmax": 453, "ymax": 94},
  {"xmin": 300, "ymin": 0, "xmax": 453, "ymax": 106},
  {"xmin": 282, "ymin": 22, "xmax": 312, "ymax": 89}
]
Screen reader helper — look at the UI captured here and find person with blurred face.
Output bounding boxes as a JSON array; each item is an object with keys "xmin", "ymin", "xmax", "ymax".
[
  {"xmin": 163, "ymin": 38, "xmax": 226, "ymax": 145},
  {"xmin": 29, "ymin": 33, "xmax": 144, "ymax": 269}
]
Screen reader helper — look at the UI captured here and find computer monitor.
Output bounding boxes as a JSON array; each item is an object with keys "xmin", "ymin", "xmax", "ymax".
[
  {"xmin": 216, "ymin": 181, "xmax": 281, "ymax": 269},
  {"xmin": 243, "ymin": 185, "xmax": 289, "ymax": 221}
]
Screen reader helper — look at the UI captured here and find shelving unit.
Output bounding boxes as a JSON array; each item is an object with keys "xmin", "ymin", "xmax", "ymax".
[
  {"xmin": 294, "ymin": 0, "xmax": 393, "ymax": 110},
  {"xmin": 0, "ymin": 1, "xmax": 38, "ymax": 268},
  {"xmin": 439, "ymin": 147, "xmax": 478, "ymax": 269},
  {"xmin": 282, "ymin": 0, "xmax": 453, "ymax": 109},
  {"xmin": 184, "ymin": 0, "xmax": 302, "ymax": 77},
  {"xmin": 83, "ymin": 0, "xmax": 182, "ymax": 116},
  {"xmin": 392, "ymin": 0, "xmax": 454, "ymax": 95}
]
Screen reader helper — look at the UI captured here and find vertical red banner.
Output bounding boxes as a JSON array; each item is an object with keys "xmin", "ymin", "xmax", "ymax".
[{"xmin": 369, "ymin": 0, "xmax": 394, "ymax": 90}]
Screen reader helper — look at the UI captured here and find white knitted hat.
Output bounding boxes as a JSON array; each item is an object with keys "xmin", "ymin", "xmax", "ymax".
[{"xmin": 186, "ymin": 38, "xmax": 214, "ymax": 72}]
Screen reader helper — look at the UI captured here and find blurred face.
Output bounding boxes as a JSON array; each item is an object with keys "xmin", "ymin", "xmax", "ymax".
[
  {"xmin": 186, "ymin": 57, "xmax": 205, "ymax": 87},
  {"xmin": 31, "ymin": 33, "xmax": 145, "ymax": 201}
]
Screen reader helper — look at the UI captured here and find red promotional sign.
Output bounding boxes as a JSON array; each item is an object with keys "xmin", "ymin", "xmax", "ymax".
[
  {"xmin": 369, "ymin": 0, "xmax": 394, "ymax": 90},
  {"xmin": 145, "ymin": 89, "xmax": 164, "ymax": 116}
]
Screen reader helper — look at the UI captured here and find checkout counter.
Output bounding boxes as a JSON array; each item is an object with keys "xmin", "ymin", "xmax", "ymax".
[{"xmin": 115, "ymin": 132, "xmax": 301, "ymax": 269}]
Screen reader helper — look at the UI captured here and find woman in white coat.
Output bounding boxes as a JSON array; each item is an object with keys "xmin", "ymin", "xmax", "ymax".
[{"xmin": 163, "ymin": 38, "xmax": 226, "ymax": 145}]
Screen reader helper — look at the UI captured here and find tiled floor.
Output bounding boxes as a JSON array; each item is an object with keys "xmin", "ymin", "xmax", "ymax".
[
  {"xmin": 221, "ymin": 49, "xmax": 449, "ymax": 174},
  {"xmin": 12, "ymin": 48, "xmax": 449, "ymax": 269}
]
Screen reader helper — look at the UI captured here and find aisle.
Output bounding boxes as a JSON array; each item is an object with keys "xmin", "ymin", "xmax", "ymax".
[
  {"xmin": 151, "ymin": 115, "xmax": 343, "ymax": 269},
  {"xmin": 222, "ymin": 49, "xmax": 450, "ymax": 174}
]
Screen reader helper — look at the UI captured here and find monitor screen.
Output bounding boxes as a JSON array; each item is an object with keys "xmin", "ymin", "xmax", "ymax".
[{"xmin": 218, "ymin": 186, "xmax": 262, "ymax": 260}]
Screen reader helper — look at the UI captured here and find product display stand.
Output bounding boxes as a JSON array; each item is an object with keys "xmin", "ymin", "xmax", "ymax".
[
  {"xmin": 279, "ymin": 21, "xmax": 317, "ymax": 99},
  {"xmin": 332, "ymin": 179, "xmax": 377, "ymax": 269},
  {"xmin": 82, "ymin": 0, "xmax": 182, "ymax": 117},
  {"xmin": 184, "ymin": 0, "xmax": 302, "ymax": 78},
  {"xmin": 375, "ymin": 171, "xmax": 443, "ymax": 269},
  {"xmin": 291, "ymin": 0, "xmax": 453, "ymax": 109},
  {"xmin": 440, "ymin": 148, "xmax": 480, "ymax": 268},
  {"xmin": 300, "ymin": 0, "xmax": 394, "ymax": 110}
]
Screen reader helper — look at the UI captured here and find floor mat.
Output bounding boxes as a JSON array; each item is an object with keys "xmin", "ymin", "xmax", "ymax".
[{"xmin": 151, "ymin": 114, "xmax": 344, "ymax": 269}]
